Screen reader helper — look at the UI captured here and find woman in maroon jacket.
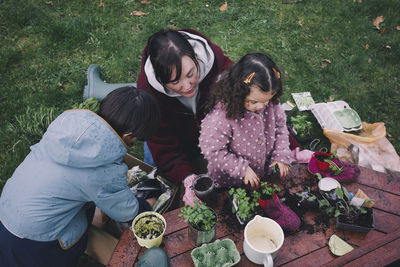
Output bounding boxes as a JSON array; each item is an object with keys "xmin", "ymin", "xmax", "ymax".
[{"xmin": 137, "ymin": 29, "xmax": 233, "ymax": 205}]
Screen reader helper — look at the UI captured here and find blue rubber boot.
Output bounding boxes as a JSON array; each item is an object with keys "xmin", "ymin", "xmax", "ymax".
[
  {"xmin": 137, "ymin": 247, "xmax": 171, "ymax": 267},
  {"xmin": 83, "ymin": 64, "xmax": 137, "ymax": 101}
]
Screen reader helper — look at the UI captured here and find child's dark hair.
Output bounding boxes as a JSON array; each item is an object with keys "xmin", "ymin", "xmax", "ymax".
[
  {"xmin": 147, "ymin": 29, "xmax": 199, "ymax": 84},
  {"xmin": 97, "ymin": 86, "xmax": 160, "ymax": 141},
  {"xmin": 207, "ymin": 53, "xmax": 283, "ymax": 119}
]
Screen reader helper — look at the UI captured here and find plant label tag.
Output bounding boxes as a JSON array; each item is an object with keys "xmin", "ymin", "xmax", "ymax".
[{"xmin": 349, "ymin": 197, "xmax": 364, "ymax": 207}]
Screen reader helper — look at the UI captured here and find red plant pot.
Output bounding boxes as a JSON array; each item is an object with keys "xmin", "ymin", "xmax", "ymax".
[{"xmin": 257, "ymin": 192, "xmax": 277, "ymax": 210}]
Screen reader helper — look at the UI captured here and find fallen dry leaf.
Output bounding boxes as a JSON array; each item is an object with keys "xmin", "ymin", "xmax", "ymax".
[
  {"xmin": 385, "ymin": 45, "xmax": 391, "ymax": 49},
  {"xmin": 45, "ymin": 1, "xmax": 53, "ymax": 5},
  {"xmin": 387, "ymin": 133, "xmax": 392, "ymax": 138},
  {"xmin": 373, "ymin": 16, "xmax": 384, "ymax": 30},
  {"xmin": 297, "ymin": 20, "xmax": 303, "ymax": 27},
  {"xmin": 357, "ymin": 0, "xmax": 362, "ymax": 3},
  {"xmin": 368, "ymin": 58, "xmax": 372, "ymax": 63},
  {"xmin": 141, "ymin": 0, "xmax": 151, "ymax": 4},
  {"xmin": 328, "ymin": 96, "xmax": 334, "ymax": 102},
  {"xmin": 381, "ymin": 27, "xmax": 390, "ymax": 33},
  {"xmin": 58, "ymin": 82, "xmax": 63, "ymax": 87},
  {"xmin": 220, "ymin": 2, "xmax": 227, "ymax": 12},
  {"xmin": 99, "ymin": 0, "xmax": 104, "ymax": 7},
  {"xmin": 130, "ymin": 11, "xmax": 148, "ymax": 16},
  {"xmin": 365, "ymin": 44, "xmax": 369, "ymax": 49},
  {"xmin": 322, "ymin": 59, "xmax": 331, "ymax": 64},
  {"xmin": 397, "ymin": 26, "xmax": 400, "ymax": 31}
]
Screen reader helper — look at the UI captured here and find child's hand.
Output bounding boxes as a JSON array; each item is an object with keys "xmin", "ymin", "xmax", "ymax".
[
  {"xmin": 270, "ymin": 161, "xmax": 290, "ymax": 179},
  {"xmin": 244, "ymin": 166, "xmax": 260, "ymax": 189}
]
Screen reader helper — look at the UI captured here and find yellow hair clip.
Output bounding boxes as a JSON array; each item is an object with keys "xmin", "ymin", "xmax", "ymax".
[
  {"xmin": 244, "ymin": 72, "xmax": 255, "ymax": 84},
  {"xmin": 272, "ymin": 68, "xmax": 280, "ymax": 79}
]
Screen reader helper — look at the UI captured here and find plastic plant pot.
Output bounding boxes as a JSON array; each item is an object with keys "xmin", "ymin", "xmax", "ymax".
[
  {"xmin": 336, "ymin": 208, "xmax": 374, "ymax": 233},
  {"xmin": 193, "ymin": 174, "xmax": 217, "ymax": 207},
  {"xmin": 132, "ymin": 211, "xmax": 166, "ymax": 248}
]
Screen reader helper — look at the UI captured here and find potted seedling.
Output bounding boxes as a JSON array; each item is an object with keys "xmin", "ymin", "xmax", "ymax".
[
  {"xmin": 131, "ymin": 211, "xmax": 167, "ymax": 248},
  {"xmin": 293, "ymin": 187, "xmax": 319, "ymax": 211},
  {"xmin": 179, "ymin": 200, "xmax": 217, "ymax": 246},
  {"xmin": 257, "ymin": 181, "xmax": 281, "ymax": 209},
  {"xmin": 318, "ymin": 186, "xmax": 374, "ymax": 232},
  {"xmin": 290, "ymin": 114, "xmax": 313, "ymax": 143},
  {"xmin": 229, "ymin": 187, "xmax": 259, "ymax": 225}
]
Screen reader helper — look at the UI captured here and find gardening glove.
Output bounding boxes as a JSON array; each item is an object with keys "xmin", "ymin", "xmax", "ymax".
[
  {"xmin": 182, "ymin": 174, "xmax": 200, "ymax": 207},
  {"xmin": 291, "ymin": 147, "xmax": 314, "ymax": 164}
]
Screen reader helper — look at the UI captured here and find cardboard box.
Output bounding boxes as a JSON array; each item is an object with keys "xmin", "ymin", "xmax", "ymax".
[{"xmin": 85, "ymin": 153, "xmax": 178, "ymax": 265}]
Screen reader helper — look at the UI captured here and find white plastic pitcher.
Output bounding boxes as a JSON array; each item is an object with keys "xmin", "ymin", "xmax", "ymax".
[{"xmin": 243, "ymin": 215, "xmax": 284, "ymax": 267}]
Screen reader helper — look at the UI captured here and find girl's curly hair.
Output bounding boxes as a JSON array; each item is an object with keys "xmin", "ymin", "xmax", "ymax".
[{"xmin": 206, "ymin": 53, "xmax": 283, "ymax": 119}]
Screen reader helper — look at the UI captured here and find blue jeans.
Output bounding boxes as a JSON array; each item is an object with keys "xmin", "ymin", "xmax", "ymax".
[{"xmin": 143, "ymin": 141, "xmax": 155, "ymax": 166}]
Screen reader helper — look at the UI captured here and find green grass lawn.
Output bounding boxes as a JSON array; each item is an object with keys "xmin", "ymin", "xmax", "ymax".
[{"xmin": 1, "ymin": 0, "xmax": 399, "ymax": 192}]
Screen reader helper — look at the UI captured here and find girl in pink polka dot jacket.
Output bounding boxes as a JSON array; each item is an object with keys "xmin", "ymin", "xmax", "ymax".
[{"xmin": 199, "ymin": 53, "xmax": 294, "ymax": 189}]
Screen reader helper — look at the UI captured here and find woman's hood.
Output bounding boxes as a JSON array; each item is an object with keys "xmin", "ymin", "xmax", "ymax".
[
  {"xmin": 144, "ymin": 30, "xmax": 215, "ymax": 97},
  {"xmin": 40, "ymin": 109, "xmax": 127, "ymax": 168}
]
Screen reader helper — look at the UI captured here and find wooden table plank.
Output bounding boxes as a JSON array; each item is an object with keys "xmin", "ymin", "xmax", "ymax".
[
  {"xmin": 325, "ymin": 228, "xmax": 400, "ymax": 266},
  {"xmin": 342, "ymin": 237, "xmax": 400, "ymax": 267},
  {"xmin": 280, "ymin": 247, "xmax": 335, "ymax": 267},
  {"xmin": 373, "ymin": 209, "xmax": 400, "ymax": 233},
  {"xmin": 107, "ymin": 230, "xmax": 140, "ymax": 267},
  {"xmin": 357, "ymin": 167, "xmax": 400, "ymax": 195}
]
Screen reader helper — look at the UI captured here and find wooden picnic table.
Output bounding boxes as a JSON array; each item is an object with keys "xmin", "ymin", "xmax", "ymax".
[{"xmin": 108, "ymin": 164, "xmax": 400, "ymax": 266}]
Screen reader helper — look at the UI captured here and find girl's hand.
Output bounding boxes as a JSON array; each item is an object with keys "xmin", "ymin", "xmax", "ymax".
[
  {"xmin": 270, "ymin": 161, "xmax": 290, "ymax": 179},
  {"xmin": 244, "ymin": 166, "xmax": 260, "ymax": 189}
]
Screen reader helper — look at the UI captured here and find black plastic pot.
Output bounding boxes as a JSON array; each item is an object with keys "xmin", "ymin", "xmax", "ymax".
[
  {"xmin": 193, "ymin": 175, "xmax": 217, "ymax": 207},
  {"xmin": 229, "ymin": 195, "xmax": 254, "ymax": 226},
  {"xmin": 289, "ymin": 125, "xmax": 313, "ymax": 144},
  {"xmin": 294, "ymin": 190, "xmax": 319, "ymax": 211},
  {"xmin": 336, "ymin": 208, "xmax": 374, "ymax": 233}
]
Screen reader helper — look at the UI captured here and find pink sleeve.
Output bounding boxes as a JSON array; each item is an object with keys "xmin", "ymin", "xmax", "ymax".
[
  {"xmin": 271, "ymin": 104, "xmax": 293, "ymax": 165},
  {"xmin": 199, "ymin": 108, "xmax": 249, "ymax": 182}
]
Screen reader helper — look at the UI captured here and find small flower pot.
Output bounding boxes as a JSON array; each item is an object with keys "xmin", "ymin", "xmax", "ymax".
[
  {"xmin": 336, "ymin": 208, "xmax": 374, "ymax": 233},
  {"xmin": 193, "ymin": 174, "xmax": 217, "ymax": 207},
  {"xmin": 231, "ymin": 196, "xmax": 254, "ymax": 225},
  {"xmin": 289, "ymin": 125, "xmax": 313, "ymax": 144},
  {"xmin": 318, "ymin": 177, "xmax": 342, "ymax": 205},
  {"xmin": 132, "ymin": 211, "xmax": 166, "ymax": 248},
  {"xmin": 257, "ymin": 192, "xmax": 276, "ymax": 210},
  {"xmin": 293, "ymin": 190, "xmax": 319, "ymax": 211},
  {"xmin": 188, "ymin": 208, "xmax": 218, "ymax": 247}
]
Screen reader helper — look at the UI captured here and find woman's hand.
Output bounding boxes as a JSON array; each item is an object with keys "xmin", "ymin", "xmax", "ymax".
[
  {"xmin": 269, "ymin": 161, "xmax": 290, "ymax": 179},
  {"xmin": 244, "ymin": 166, "xmax": 260, "ymax": 189}
]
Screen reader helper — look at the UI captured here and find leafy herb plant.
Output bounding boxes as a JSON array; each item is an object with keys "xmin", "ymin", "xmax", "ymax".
[
  {"xmin": 179, "ymin": 200, "xmax": 216, "ymax": 231},
  {"xmin": 229, "ymin": 187, "xmax": 259, "ymax": 222},
  {"xmin": 318, "ymin": 186, "xmax": 368, "ymax": 223},
  {"xmin": 290, "ymin": 114, "xmax": 313, "ymax": 138},
  {"xmin": 259, "ymin": 181, "xmax": 281, "ymax": 199}
]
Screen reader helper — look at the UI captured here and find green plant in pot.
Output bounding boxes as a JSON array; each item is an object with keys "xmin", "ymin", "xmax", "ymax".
[
  {"xmin": 229, "ymin": 187, "xmax": 259, "ymax": 225},
  {"xmin": 290, "ymin": 114, "xmax": 313, "ymax": 142},
  {"xmin": 257, "ymin": 181, "xmax": 281, "ymax": 209},
  {"xmin": 318, "ymin": 186, "xmax": 374, "ymax": 232},
  {"xmin": 294, "ymin": 187, "xmax": 319, "ymax": 211},
  {"xmin": 179, "ymin": 200, "xmax": 217, "ymax": 246}
]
